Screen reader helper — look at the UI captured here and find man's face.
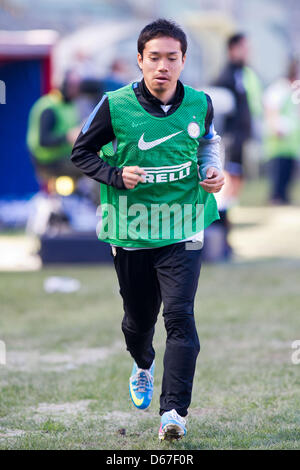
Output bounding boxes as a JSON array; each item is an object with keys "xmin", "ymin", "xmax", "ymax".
[
  {"xmin": 229, "ymin": 38, "xmax": 249, "ymax": 65},
  {"xmin": 62, "ymin": 71, "xmax": 81, "ymax": 101},
  {"xmin": 137, "ymin": 36, "xmax": 186, "ymax": 95}
]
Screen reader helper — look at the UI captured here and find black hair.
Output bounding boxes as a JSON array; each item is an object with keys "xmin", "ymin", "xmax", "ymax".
[
  {"xmin": 137, "ymin": 19, "xmax": 187, "ymax": 57},
  {"xmin": 227, "ymin": 33, "xmax": 246, "ymax": 50}
]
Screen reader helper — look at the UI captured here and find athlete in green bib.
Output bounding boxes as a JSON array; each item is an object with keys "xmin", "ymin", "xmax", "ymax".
[
  {"xmin": 27, "ymin": 73, "xmax": 82, "ymax": 187},
  {"xmin": 71, "ymin": 19, "xmax": 225, "ymax": 441}
]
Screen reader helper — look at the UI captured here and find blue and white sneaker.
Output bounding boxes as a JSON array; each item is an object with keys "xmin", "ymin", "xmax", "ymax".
[
  {"xmin": 159, "ymin": 409, "xmax": 187, "ymax": 441},
  {"xmin": 129, "ymin": 361, "xmax": 154, "ymax": 410}
]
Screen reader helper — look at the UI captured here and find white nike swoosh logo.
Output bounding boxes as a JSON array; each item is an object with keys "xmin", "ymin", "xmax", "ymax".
[{"xmin": 138, "ymin": 131, "xmax": 183, "ymax": 150}]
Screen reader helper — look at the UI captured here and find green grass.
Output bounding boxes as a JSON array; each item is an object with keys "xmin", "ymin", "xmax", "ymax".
[
  {"xmin": 1, "ymin": 176, "xmax": 299, "ymax": 449},
  {"xmin": 0, "ymin": 260, "xmax": 300, "ymax": 450},
  {"xmin": 239, "ymin": 175, "xmax": 300, "ymax": 207}
]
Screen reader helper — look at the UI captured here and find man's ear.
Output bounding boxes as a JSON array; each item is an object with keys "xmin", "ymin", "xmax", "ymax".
[
  {"xmin": 182, "ymin": 54, "xmax": 186, "ymax": 68},
  {"xmin": 137, "ymin": 53, "xmax": 143, "ymax": 71}
]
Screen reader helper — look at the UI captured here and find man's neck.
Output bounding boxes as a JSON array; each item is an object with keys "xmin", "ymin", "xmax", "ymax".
[
  {"xmin": 229, "ymin": 59, "xmax": 245, "ymax": 68},
  {"xmin": 143, "ymin": 79, "xmax": 177, "ymax": 105}
]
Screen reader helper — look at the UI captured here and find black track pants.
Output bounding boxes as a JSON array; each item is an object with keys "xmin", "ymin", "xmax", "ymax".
[{"xmin": 112, "ymin": 241, "xmax": 202, "ymax": 417}]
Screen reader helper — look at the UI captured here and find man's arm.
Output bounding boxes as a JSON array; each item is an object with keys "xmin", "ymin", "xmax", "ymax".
[
  {"xmin": 40, "ymin": 108, "xmax": 68, "ymax": 147},
  {"xmin": 213, "ymin": 65, "xmax": 234, "ymax": 90},
  {"xmin": 70, "ymin": 95, "xmax": 126, "ymax": 189},
  {"xmin": 198, "ymin": 95, "xmax": 224, "ymax": 193},
  {"xmin": 198, "ymin": 95, "xmax": 222, "ymax": 179}
]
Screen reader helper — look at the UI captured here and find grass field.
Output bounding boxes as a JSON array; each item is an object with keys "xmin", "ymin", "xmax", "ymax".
[
  {"xmin": 0, "ymin": 177, "xmax": 300, "ymax": 450},
  {"xmin": 0, "ymin": 259, "xmax": 300, "ymax": 450}
]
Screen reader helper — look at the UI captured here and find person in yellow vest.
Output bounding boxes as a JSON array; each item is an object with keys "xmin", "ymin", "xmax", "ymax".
[
  {"xmin": 27, "ymin": 71, "xmax": 82, "ymax": 188},
  {"xmin": 263, "ymin": 60, "xmax": 300, "ymax": 204}
]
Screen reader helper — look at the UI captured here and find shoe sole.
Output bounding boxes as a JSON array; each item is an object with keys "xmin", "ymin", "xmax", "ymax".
[{"xmin": 159, "ymin": 423, "xmax": 185, "ymax": 441}]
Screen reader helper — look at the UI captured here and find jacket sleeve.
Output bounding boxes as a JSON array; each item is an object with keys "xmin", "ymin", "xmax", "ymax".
[
  {"xmin": 40, "ymin": 108, "xmax": 68, "ymax": 147},
  {"xmin": 197, "ymin": 94, "xmax": 222, "ymax": 180},
  {"xmin": 70, "ymin": 95, "xmax": 126, "ymax": 189}
]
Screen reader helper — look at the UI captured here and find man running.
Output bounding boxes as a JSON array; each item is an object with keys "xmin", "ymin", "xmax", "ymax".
[{"xmin": 71, "ymin": 19, "xmax": 224, "ymax": 441}]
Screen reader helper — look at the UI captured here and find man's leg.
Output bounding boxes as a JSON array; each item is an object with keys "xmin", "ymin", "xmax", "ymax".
[
  {"xmin": 112, "ymin": 247, "xmax": 162, "ymax": 369},
  {"xmin": 280, "ymin": 157, "xmax": 295, "ymax": 203},
  {"xmin": 153, "ymin": 242, "xmax": 202, "ymax": 417},
  {"xmin": 222, "ymin": 133, "xmax": 245, "ymax": 202},
  {"xmin": 213, "ymin": 135, "xmax": 244, "ymax": 260},
  {"xmin": 268, "ymin": 157, "xmax": 282, "ymax": 202}
]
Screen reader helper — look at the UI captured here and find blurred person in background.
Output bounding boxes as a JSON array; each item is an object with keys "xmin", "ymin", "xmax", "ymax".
[
  {"xmin": 263, "ymin": 59, "xmax": 300, "ymax": 205},
  {"xmin": 76, "ymin": 77, "xmax": 104, "ymax": 125},
  {"xmin": 27, "ymin": 70, "xmax": 83, "ymax": 190},
  {"xmin": 26, "ymin": 71, "xmax": 86, "ymax": 236},
  {"xmin": 102, "ymin": 58, "xmax": 129, "ymax": 92},
  {"xmin": 214, "ymin": 33, "xmax": 262, "ymax": 257}
]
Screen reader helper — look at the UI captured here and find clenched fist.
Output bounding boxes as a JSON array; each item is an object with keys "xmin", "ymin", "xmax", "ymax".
[
  {"xmin": 199, "ymin": 167, "xmax": 225, "ymax": 193},
  {"xmin": 122, "ymin": 166, "xmax": 146, "ymax": 189}
]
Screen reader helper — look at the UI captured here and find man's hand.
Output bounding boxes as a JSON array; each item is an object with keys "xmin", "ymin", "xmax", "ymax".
[
  {"xmin": 67, "ymin": 126, "xmax": 82, "ymax": 145},
  {"xmin": 122, "ymin": 166, "xmax": 146, "ymax": 189},
  {"xmin": 199, "ymin": 167, "xmax": 225, "ymax": 193}
]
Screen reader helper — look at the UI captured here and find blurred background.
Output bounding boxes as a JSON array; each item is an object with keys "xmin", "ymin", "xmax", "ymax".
[{"xmin": 0, "ymin": 0, "xmax": 300, "ymax": 269}]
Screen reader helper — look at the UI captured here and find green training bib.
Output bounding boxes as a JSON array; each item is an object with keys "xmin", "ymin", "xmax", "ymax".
[{"xmin": 99, "ymin": 83, "xmax": 219, "ymax": 247}]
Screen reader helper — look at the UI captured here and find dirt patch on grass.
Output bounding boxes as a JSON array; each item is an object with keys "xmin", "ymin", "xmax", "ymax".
[
  {"xmin": 32, "ymin": 399, "xmax": 97, "ymax": 426},
  {"xmin": 31, "ymin": 402, "xmax": 157, "ymax": 431},
  {"xmin": 103, "ymin": 410, "xmax": 157, "ymax": 427},
  {"xmin": 6, "ymin": 341, "xmax": 123, "ymax": 372},
  {"xmin": 0, "ymin": 429, "xmax": 26, "ymax": 438},
  {"xmin": 36, "ymin": 400, "xmax": 94, "ymax": 415}
]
